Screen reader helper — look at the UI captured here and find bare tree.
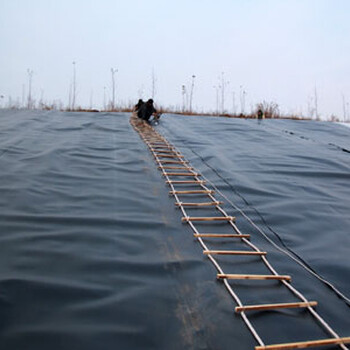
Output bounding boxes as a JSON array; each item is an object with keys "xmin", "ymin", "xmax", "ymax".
[
  {"xmin": 342, "ymin": 94, "xmax": 348, "ymax": 122},
  {"xmin": 68, "ymin": 83, "xmax": 72, "ymax": 110},
  {"xmin": 220, "ymin": 72, "xmax": 229, "ymax": 113},
  {"xmin": 137, "ymin": 85, "xmax": 144, "ymax": 99},
  {"xmin": 314, "ymin": 86, "xmax": 319, "ymax": 120},
  {"xmin": 213, "ymin": 85, "xmax": 219, "ymax": 114},
  {"xmin": 182, "ymin": 85, "xmax": 186, "ymax": 112},
  {"xmin": 307, "ymin": 95, "xmax": 313, "ymax": 118},
  {"xmin": 71, "ymin": 61, "xmax": 77, "ymax": 110},
  {"xmin": 189, "ymin": 75, "xmax": 196, "ymax": 113},
  {"xmin": 221, "ymin": 75, "xmax": 224, "ymax": 113},
  {"xmin": 90, "ymin": 89, "xmax": 93, "ymax": 110},
  {"xmin": 232, "ymin": 91, "xmax": 236, "ymax": 115},
  {"xmin": 102, "ymin": 86, "xmax": 106, "ymax": 110},
  {"xmin": 240, "ymin": 85, "xmax": 247, "ymax": 114},
  {"xmin": 27, "ymin": 69, "xmax": 33, "ymax": 109},
  {"xmin": 111, "ymin": 68, "xmax": 118, "ymax": 110},
  {"xmin": 21, "ymin": 84, "xmax": 25, "ymax": 108},
  {"xmin": 39, "ymin": 89, "xmax": 44, "ymax": 108},
  {"xmin": 256, "ymin": 101, "xmax": 279, "ymax": 118},
  {"xmin": 151, "ymin": 68, "xmax": 157, "ymax": 99}
]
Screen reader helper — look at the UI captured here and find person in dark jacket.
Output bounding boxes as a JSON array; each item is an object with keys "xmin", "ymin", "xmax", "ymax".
[
  {"xmin": 134, "ymin": 99, "xmax": 144, "ymax": 112},
  {"xmin": 257, "ymin": 109, "xmax": 264, "ymax": 119},
  {"xmin": 138, "ymin": 99, "xmax": 157, "ymax": 122}
]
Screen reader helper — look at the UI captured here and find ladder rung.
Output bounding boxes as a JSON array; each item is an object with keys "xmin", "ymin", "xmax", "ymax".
[
  {"xmin": 217, "ymin": 274, "xmax": 292, "ymax": 281},
  {"xmin": 156, "ymin": 154, "xmax": 184, "ymax": 159},
  {"xmin": 165, "ymin": 173, "xmax": 199, "ymax": 177},
  {"xmin": 145, "ymin": 140, "xmax": 166, "ymax": 143},
  {"xmin": 176, "ymin": 201, "xmax": 222, "ymax": 207},
  {"xmin": 159, "ymin": 161, "xmax": 188, "ymax": 165},
  {"xmin": 182, "ymin": 216, "xmax": 235, "ymax": 222},
  {"xmin": 194, "ymin": 233, "xmax": 250, "ymax": 238},
  {"xmin": 152, "ymin": 150, "xmax": 176, "ymax": 154},
  {"xmin": 255, "ymin": 337, "xmax": 350, "ymax": 350},
  {"xmin": 144, "ymin": 138, "xmax": 163, "ymax": 142},
  {"xmin": 155, "ymin": 152, "xmax": 182, "ymax": 157},
  {"xmin": 159, "ymin": 166, "xmax": 193, "ymax": 170},
  {"xmin": 151, "ymin": 146, "xmax": 175, "ymax": 150},
  {"xmin": 166, "ymin": 180, "xmax": 206, "ymax": 184},
  {"xmin": 171, "ymin": 190, "xmax": 213, "ymax": 194},
  {"xmin": 148, "ymin": 143, "xmax": 171, "ymax": 147},
  {"xmin": 236, "ymin": 301, "xmax": 318, "ymax": 313},
  {"xmin": 204, "ymin": 250, "xmax": 266, "ymax": 256}
]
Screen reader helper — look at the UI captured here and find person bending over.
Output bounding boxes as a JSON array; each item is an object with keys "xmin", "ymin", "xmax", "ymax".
[
  {"xmin": 138, "ymin": 99, "xmax": 157, "ymax": 122},
  {"xmin": 134, "ymin": 99, "xmax": 144, "ymax": 112}
]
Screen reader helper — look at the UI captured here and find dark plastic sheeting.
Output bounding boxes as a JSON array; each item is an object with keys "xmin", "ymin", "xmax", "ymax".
[
  {"xmin": 158, "ymin": 114, "xmax": 350, "ymax": 340},
  {"xmin": 0, "ymin": 110, "xmax": 349, "ymax": 350}
]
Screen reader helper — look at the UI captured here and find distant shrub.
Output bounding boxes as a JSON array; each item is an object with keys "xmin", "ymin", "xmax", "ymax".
[
  {"xmin": 256, "ymin": 101, "xmax": 280, "ymax": 118},
  {"xmin": 330, "ymin": 115, "xmax": 340, "ymax": 122}
]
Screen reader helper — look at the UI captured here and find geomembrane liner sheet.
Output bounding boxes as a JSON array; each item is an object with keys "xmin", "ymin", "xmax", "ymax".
[{"xmin": 0, "ymin": 110, "xmax": 349, "ymax": 350}]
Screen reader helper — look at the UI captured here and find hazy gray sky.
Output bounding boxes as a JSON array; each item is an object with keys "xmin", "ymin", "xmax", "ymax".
[{"xmin": 1, "ymin": 0, "xmax": 349, "ymax": 118}]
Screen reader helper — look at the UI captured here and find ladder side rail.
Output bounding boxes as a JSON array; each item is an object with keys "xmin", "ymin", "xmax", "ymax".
[
  {"xmin": 144, "ymin": 129, "xmax": 265, "ymax": 347},
  {"xmin": 185, "ymin": 210, "xmax": 265, "ymax": 347},
  {"xmin": 153, "ymin": 154, "xmax": 187, "ymax": 217}
]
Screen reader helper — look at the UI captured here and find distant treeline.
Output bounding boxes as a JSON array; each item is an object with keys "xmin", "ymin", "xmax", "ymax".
[{"xmin": 0, "ymin": 98, "xmax": 347, "ymax": 122}]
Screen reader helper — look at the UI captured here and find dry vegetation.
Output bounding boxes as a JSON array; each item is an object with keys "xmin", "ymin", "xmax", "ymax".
[{"xmin": 0, "ymin": 99, "xmax": 345, "ymax": 122}]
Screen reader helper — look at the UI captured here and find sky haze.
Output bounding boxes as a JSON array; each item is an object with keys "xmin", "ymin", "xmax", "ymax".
[{"xmin": 0, "ymin": 0, "xmax": 349, "ymax": 119}]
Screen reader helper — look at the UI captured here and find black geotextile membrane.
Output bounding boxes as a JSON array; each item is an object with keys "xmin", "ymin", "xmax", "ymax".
[{"xmin": 0, "ymin": 110, "xmax": 349, "ymax": 350}]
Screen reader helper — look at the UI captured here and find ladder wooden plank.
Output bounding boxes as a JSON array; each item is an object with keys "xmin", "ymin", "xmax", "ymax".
[
  {"xmin": 148, "ymin": 143, "xmax": 170, "ymax": 146},
  {"xmin": 152, "ymin": 147, "xmax": 175, "ymax": 151},
  {"xmin": 182, "ymin": 216, "xmax": 235, "ymax": 222},
  {"xmin": 159, "ymin": 160, "xmax": 188, "ymax": 165},
  {"xmin": 146, "ymin": 139, "xmax": 166, "ymax": 142},
  {"xmin": 176, "ymin": 201, "xmax": 222, "ymax": 207},
  {"xmin": 152, "ymin": 150, "xmax": 178, "ymax": 154},
  {"xmin": 166, "ymin": 180, "xmax": 206, "ymax": 184},
  {"xmin": 171, "ymin": 190, "xmax": 213, "ymax": 194},
  {"xmin": 217, "ymin": 274, "xmax": 292, "ymax": 281},
  {"xmin": 144, "ymin": 138, "xmax": 164, "ymax": 142},
  {"xmin": 165, "ymin": 173, "xmax": 198, "ymax": 177},
  {"xmin": 204, "ymin": 250, "xmax": 266, "ymax": 256},
  {"xmin": 235, "ymin": 301, "xmax": 318, "ymax": 313},
  {"xmin": 152, "ymin": 150, "xmax": 176, "ymax": 154},
  {"xmin": 156, "ymin": 154, "xmax": 184, "ymax": 159},
  {"xmin": 149, "ymin": 145, "xmax": 171, "ymax": 149},
  {"xmin": 159, "ymin": 166, "xmax": 194, "ymax": 170},
  {"xmin": 194, "ymin": 233, "xmax": 250, "ymax": 238},
  {"xmin": 255, "ymin": 337, "xmax": 350, "ymax": 350},
  {"xmin": 154, "ymin": 152, "xmax": 182, "ymax": 157}
]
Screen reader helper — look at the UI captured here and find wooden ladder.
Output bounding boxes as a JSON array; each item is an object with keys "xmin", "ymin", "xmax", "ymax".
[{"xmin": 130, "ymin": 115, "xmax": 349, "ymax": 350}]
